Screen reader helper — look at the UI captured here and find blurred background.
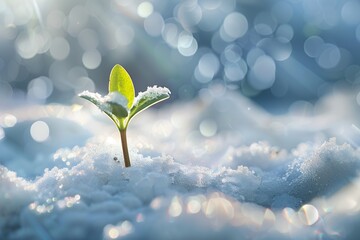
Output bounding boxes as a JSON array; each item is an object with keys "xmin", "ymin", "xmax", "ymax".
[{"xmin": 1, "ymin": 0, "xmax": 360, "ymax": 113}]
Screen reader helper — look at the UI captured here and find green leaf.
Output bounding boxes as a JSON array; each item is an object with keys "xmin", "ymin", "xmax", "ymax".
[
  {"xmin": 79, "ymin": 91, "xmax": 109, "ymax": 113},
  {"xmin": 104, "ymin": 91, "xmax": 129, "ymax": 118},
  {"xmin": 107, "ymin": 102, "xmax": 128, "ymax": 118},
  {"xmin": 109, "ymin": 64, "xmax": 135, "ymax": 109},
  {"xmin": 79, "ymin": 91, "xmax": 127, "ymax": 129},
  {"xmin": 128, "ymin": 86, "xmax": 170, "ymax": 125}
]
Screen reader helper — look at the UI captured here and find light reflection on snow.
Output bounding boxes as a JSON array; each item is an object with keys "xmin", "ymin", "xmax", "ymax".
[
  {"xmin": 298, "ymin": 204, "xmax": 319, "ymax": 226},
  {"xmin": 105, "ymin": 137, "xmax": 117, "ymax": 146},
  {"xmin": 150, "ymin": 197, "xmax": 163, "ymax": 210},
  {"xmin": 187, "ymin": 200, "xmax": 201, "ymax": 214},
  {"xmin": 264, "ymin": 208, "xmax": 276, "ymax": 224},
  {"xmin": 203, "ymin": 193, "xmax": 234, "ymax": 220},
  {"xmin": 104, "ymin": 221, "xmax": 133, "ymax": 239},
  {"xmin": 29, "ymin": 201, "xmax": 54, "ymax": 214},
  {"xmin": 240, "ymin": 203, "xmax": 267, "ymax": 227},
  {"xmin": 57, "ymin": 194, "xmax": 81, "ymax": 209},
  {"xmin": 107, "ymin": 227, "xmax": 120, "ymax": 239},
  {"xmin": 168, "ymin": 196, "xmax": 183, "ymax": 217},
  {"xmin": 282, "ymin": 207, "xmax": 299, "ymax": 225},
  {"xmin": 71, "ymin": 104, "xmax": 83, "ymax": 112}
]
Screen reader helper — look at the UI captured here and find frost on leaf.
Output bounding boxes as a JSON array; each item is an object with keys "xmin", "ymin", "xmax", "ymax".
[
  {"xmin": 104, "ymin": 92, "xmax": 128, "ymax": 108},
  {"xmin": 78, "ymin": 91, "xmax": 111, "ymax": 113},
  {"xmin": 104, "ymin": 92, "xmax": 129, "ymax": 118},
  {"xmin": 129, "ymin": 86, "xmax": 171, "ymax": 121},
  {"xmin": 79, "ymin": 91, "xmax": 128, "ymax": 118}
]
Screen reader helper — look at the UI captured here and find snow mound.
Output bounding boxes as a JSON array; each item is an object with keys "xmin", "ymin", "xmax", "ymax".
[
  {"xmin": 2, "ymin": 91, "xmax": 360, "ymax": 239},
  {"xmin": 1, "ymin": 136, "xmax": 360, "ymax": 239}
]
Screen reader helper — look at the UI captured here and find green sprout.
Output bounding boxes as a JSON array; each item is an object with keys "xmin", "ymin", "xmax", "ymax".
[{"xmin": 79, "ymin": 64, "xmax": 170, "ymax": 167}]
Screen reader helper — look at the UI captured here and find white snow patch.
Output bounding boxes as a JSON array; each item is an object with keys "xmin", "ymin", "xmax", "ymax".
[
  {"xmin": 79, "ymin": 90, "xmax": 128, "ymax": 113},
  {"xmin": 1, "ymin": 137, "xmax": 360, "ymax": 239},
  {"xmin": 78, "ymin": 90, "xmax": 112, "ymax": 113},
  {"xmin": 104, "ymin": 91, "xmax": 128, "ymax": 109},
  {"xmin": 2, "ymin": 90, "xmax": 360, "ymax": 239},
  {"xmin": 133, "ymin": 86, "xmax": 170, "ymax": 106}
]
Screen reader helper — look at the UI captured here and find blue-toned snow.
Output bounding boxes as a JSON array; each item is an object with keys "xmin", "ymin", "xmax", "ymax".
[{"xmin": 1, "ymin": 90, "xmax": 360, "ymax": 239}]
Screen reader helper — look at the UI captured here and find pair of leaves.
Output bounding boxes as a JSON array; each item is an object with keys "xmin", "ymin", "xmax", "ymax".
[{"xmin": 79, "ymin": 64, "xmax": 170, "ymax": 130}]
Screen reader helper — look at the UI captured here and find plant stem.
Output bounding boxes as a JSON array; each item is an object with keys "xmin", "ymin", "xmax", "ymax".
[{"xmin": 120, "ymin": 129, "xmax": 131, "ymax": 167}]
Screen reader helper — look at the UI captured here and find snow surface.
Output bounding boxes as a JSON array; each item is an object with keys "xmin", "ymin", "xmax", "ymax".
[
  {"xmin": 133, "ymin": 86, "xmax": 171, "ymax": 108},
  {"xmin": 1, "ymin": 90, "xmax": 360, "ymax": 239}
]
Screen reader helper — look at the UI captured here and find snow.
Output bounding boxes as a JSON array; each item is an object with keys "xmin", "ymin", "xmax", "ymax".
[
  {"xmin": 78, "ymin": 91, "xmax": 112, "ymax": 113},
  {"xmin": 133, "ymin": 86, "xmax": 171, "ymax": 107},
  {"xmin": 136, "ymin": 86, "xmax": 171, "ymax": 99},
  {"xmin": 1, "ymin": 90, "xmax": 360, "ymax": 239},
  {"xmin": 79, "ymin": 91, "xmax": 129, "ymax": 113},
  {"xmin": 104, "ymin": 92, "xmax": 128, "ymax": 109}
]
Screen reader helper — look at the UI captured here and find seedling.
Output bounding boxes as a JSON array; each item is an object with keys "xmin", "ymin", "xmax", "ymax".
[{"xmin": 79, "ymin": 64, "xmax": 170, "ymax": 167}]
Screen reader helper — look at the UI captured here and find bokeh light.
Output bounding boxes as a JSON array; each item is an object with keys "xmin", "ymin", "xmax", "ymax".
[
  {"xmin": 50, "ymin": 37, "xmax": 70, "ymax": 60},
  {"xmin": 220, "ymin": 12, "xmax": 248, "ymax": 42},
  {"xmin": 27, "ymin": 77, "xmax": 54, "ymax": 101},
  {"xmin": 144, "ymin": 12, "xmax": 164, "ymax": 37},
  {"xmin": 0, "ymin": 0, "xmax": 359, "ymax": 112},
  {"xmin": 168, "ymin": 196, "xmax": 183, "ymax": 217},
  {"xmin": 137, "ymin": 2, "xmax": 154, "ymax": 18},
  {"xmin": 30, "ymin": 120, "xmax": 50, "ymax": 142},
  {"xmin": 104, "ymin": 221, "xmax": 133, "ymax": 239},
  {"xmin": 298, "ymin": 204, "xmax": 319, "ymax": 226},
  {"xmin": 82, "ymin": 49, "xmax": 102, "ymax": 70},
  {"xmin": 199, "ymin": 119, "xmax": 218, "ymax": 137},
  {"xmin": 1, "ymin": 114, "xmax": 17, "ymax": 128}
]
